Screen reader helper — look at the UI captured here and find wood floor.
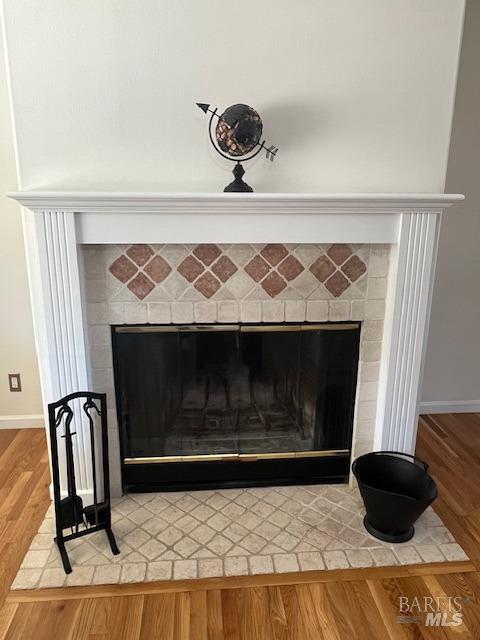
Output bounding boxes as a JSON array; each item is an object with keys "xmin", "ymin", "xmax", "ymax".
[{"xmin": 1, "ymin": 414, "xmax": 480, "ymax": 638}]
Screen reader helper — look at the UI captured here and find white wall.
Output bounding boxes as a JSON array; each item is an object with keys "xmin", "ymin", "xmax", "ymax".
[
  {"xmin": 1, "ymin": 0, "xmax": 464, "ymax": 193},
  {"xmin": 0, "ymin": 31, "xmax": 42, "ymax": 427},
  {"xmin": 421, "ymin": 0, "xmax": 480, "ymax": 412}
]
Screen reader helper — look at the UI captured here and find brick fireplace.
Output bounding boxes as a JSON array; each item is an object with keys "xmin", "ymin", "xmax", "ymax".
[{"xmin": 8, "ymin": 192, "xmax": 463, "ymax": 499}]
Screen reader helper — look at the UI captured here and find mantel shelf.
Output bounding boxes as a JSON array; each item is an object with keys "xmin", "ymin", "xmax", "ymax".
[{"xmin": 8, "ymin": 191, "xmax": 464, "ymax": 215}]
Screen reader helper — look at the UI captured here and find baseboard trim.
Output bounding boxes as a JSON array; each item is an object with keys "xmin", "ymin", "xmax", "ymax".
[
  {"xmin": 419, "ymin": 400, "xmax": 480, "ymax": 414},
  {"xmin": 0, "ymin": 414, "xmax": 44, "ymax": 429}
]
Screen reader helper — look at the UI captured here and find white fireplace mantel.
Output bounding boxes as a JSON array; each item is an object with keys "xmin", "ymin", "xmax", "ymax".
[{"xmin": 9, "ymin": 191, "xmax": 463, "ymax": 498}]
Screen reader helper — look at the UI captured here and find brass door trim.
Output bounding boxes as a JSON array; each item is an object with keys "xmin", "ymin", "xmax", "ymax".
[
  {"xmin": 115, "ymin": 324, "xmax": 240, "ymax": 333},
  {"xmin": 114, "ymin": 322, "xmax": 359, "ymax": 334},
  {"xmin": 240, "ymin": 323, "xmax": 359, "ymax": 332},
  {"xmin": 124, "ymin": 449, "xmax": 349, "ymax": 465}
]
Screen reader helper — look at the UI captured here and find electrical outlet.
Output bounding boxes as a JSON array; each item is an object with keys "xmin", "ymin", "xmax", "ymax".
[{"xmin": 8, "ymin": 373, "xmax": 22, "ymax": 392}]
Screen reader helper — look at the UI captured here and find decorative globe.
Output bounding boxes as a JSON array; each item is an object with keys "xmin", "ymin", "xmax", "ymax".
[{"xmin": 215, "ymin": 104, "xmax": 263, "ymax": 157}]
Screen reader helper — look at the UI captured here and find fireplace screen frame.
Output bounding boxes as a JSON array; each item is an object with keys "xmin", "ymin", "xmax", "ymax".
[{"xmin": 112, "ymin": 322, "xmax": 361, "ymax": 491}]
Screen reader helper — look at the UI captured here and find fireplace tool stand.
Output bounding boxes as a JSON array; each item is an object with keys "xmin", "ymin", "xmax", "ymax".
[{"xmin": 48, "ymin": 391, "xmax": 120, "ymax": 574}]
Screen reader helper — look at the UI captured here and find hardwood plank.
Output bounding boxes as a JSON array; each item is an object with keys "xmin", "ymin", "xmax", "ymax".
[
  {"xmin": 267, "ymin": 586, "xmax": 290, "ymax": 640},
  {"xmin": 190, "ymin": 590, "xmax": 208, "ymax": 640},
  {"xmin": 206, "ymin": 590, "xmax": 224, "ymax": 640},
  {"xmin": 139, "ymin": 593, "xmax": 175, "ymax": 640},
  {"xmin": 221, "ymin": 588, "xmax": 241, "ymax": 640}
]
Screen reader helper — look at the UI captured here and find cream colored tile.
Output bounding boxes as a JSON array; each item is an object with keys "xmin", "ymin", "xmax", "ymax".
[
  {"xmin": 273, "ymin": 554, "xmax": 299, "ymax": 573},
  {"xmin": 285, "ymin": 300, "xmax": 306, "ymax": 322},
  {"xmin": 198, "ymin": 558, "xmax": 223, "ymax": 578},
  {"xmin": 120, "ymin": 563, "xmax": 147, "ymax": 583},
  {"xmin": 92, "ymin": 565, "xmax": 122, "ymax": 585},
  {"xmin": 11, "ymin": 569, "xmax": 42, "ymax": 590},
  {"xmin": 65, "ymin": 566, "xmax": 95, "ymax": 586},
  {"xmin": 194, "ymin": 302, "xmax": 217, "ymax": 323},
  {"xmin": 21, "ymin": 550, "xmax": 50, "ymax": 569},
  {"xmin": 262, "ymin": 301, "xmax": 285, "ymax": 323},
  {"xmin": 364, "ymin": 299, "xmax": 386, "ymax": 321},
  {"xmin": 323, "ymin": 550, "xmax": 349, "ymax": 569},
  {"xmin": 328, "ymin": 300, "xmax": 350, "ymax": 321},
  {"xmin": 306, "ymin": 300, "xmax": 328, "ymax": 321},
  {"xmin": 217, "ymin": 301, "xmax": 239, "ymax": 322},
  {"xmin": 345, "ymin": 549, "xmax": 373, "ymax": 568},
  {"xmin": 148, "ymin": 302, "xmax": 171, "ymax": 324},
  {"xmin": 125, "ymin": 302, "xmax": 147, "ymax": 324},
  {"xmin": 224, "ymin": 556, "xmax": 249, "ymax": 576},
  {"xmin": 351, "ymin": 300, "xmax": 365, "ymax": 320},
  {"xmin": 171, "ymin": 302, "xmax": 194, "ymax": 323},
  {"xmin": 394, "ymin": 547, "xmax": 422, "ymax": 565},
  {"xmin": 147, "ymin": 561, "xmax": 172, "ymax": 581},
  {"xmin": 240, "ymin": 300, "xmax": 262, "ymax": 323},
  {"xmin": 297, "ymin": 552, "xmax": 325, "ymax": 571},
  {"xmin": 173, "ymin": 560, "xmax": 198, "ymax": 579},
  {"xmin": 440, "ymin": 543, "xmax": 468, "ymax": 561},
  {"xmin": 249, "ymin": 555, "xmax": 274, "ymax": 575},
  {"xmin": 369, "ymin": 548, "xmax": 398, "ymax": 566}
]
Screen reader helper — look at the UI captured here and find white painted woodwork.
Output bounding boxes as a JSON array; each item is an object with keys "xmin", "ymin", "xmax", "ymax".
[{"xmin": 9, "ymin": 191, "xmax": 463, "ymax": 494}]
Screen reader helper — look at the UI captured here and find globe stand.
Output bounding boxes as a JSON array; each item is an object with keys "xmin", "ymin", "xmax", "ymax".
[{"xmin": 224, "ymin": 163, "xmax": 253, "ymax": 193}]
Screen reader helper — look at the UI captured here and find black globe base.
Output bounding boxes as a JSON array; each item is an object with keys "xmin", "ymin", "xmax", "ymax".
[
  {"xmin": 224, "ymin": 163, "xmax": 253, "ymax": 193},
  {"xmin": 363, "ymin": 515, "xmax": 415, "ymax": 543}
]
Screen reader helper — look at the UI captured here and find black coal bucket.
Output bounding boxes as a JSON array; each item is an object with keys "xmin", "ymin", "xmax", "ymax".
[{"xmin": 352, "ymin": 451, "xmax": 438, "ymax": 543}]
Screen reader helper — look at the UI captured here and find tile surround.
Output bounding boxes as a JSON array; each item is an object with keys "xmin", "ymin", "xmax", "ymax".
[
  {"xmin": 13, "ymin": 485, "xmax": 467, "ymax": 590},
  {"xmin": 82, "ymin": 242, "xmax": 390, "ymax": 496}
]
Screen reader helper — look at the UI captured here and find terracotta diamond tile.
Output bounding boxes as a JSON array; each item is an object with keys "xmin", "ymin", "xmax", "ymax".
[
  {"xmin": 261, "ymin": 272, "xmax": 287, "ymax": 298},
  {"xmin": 193, "ymin": 244, "xmax": 221, "ymax": 266},
  {"xmin": 327, "ymin": 244, "xmax": 352, "ymax": 266},
  {"xmin": 277, "ymin": 255, "xmax": 304, "ymax": 281},
  {"xmin": 109, "ymin": 255, "xmax": 138, "ymax": 283},
  {"xmin": 260, "ymin": 244, "xmax": 288, "ymax": 266},
  {"xmin": 211, "ymin": 256, "xmax": 237, "ymax": 283},
  {"xmin": 127, "ymin": 272, "xmax": 155, "ymax": 300},
  {"xmin": 126, "ymin": 244, "xmax": 154, "ymax": 267},
  {"xmin": 341, "ymin": 255, "xmax": 367, "ymax": 282},
  {"xmin": 310, "ymin": 255, "xmax": 335, "ymax": 282},
  {"xmin": 244, "ymin": 255, "xmax": 271, "ymax": 283},
  {"xmin": 144, "ymin": 255, "xmax": 172, "ymax": 283},
  {"xmin": 325, "ymin": 271, "xmax": 350, "ymax": 297},
  {"xmin": 194, "ymin": 272, "xmax": 221, "ymax": 298},
  {"xmin": 177, "ymin": 256, "xmax": 205, "ymax": 282}
]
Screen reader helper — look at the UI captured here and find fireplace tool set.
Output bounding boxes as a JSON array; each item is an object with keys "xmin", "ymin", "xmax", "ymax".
[{"xmin": 48, "ymin": 391, "xmax": 119, "ymax": 573}]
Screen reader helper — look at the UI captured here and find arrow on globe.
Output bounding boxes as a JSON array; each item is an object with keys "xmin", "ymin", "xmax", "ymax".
[{"xmin": 196, "ymin": 102, "xmax": 278, "ymax": 162}]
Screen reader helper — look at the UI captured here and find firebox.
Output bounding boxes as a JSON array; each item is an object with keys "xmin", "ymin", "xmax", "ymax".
[{"xmin": 112, "ymin": 323, "xmax": 360, "ymax": 491}]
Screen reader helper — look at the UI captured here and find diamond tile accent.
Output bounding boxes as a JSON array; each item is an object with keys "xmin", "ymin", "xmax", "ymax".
[
  {"xmin": 261, "ymin": 244, "xmax": 288, "ymax": 266},
  {"xmin": 277, "ymin": 255, "xmax": 304, "ymax": 281},
  {"xmin": 211, "ymin": 256, "xmax": 238, "ymax": 283},
  {"xmin": 327, "ymin": 244, "xmax": 352, "ymax": 266},
  {"xmin": 126, "ymin": 244, "xmax": 154, "ymax": 267},
  {"xmin": 127, "ymin": 273, "xmax": 155, "ymax": 300},
  {"xmin": 341, "ymin": 255, "xmax": 367, "ymax": 282},
  {"xmin": 244, "ymin": 255, "xmax": 271, "ymax": 283},
  {"xmin": 144, "ymin": 255, "xmax": 172, "ymax": 283},
  {"xmin": 103, "ymin": 244, "xmax": 379, "ymax": 301},
  {"xmin": 177, "ymin": 256, "xmax": 205, "ymax": 282},
  {"xmin": 193, "ymin": 244, "xmax": 222, "ymax": 266},
  {"xmin": 261, "ymin": 272, "xmax": 287, "ymax": 298},
  {"xmin": 325, "ymin": 271, "xmax": 350, "ymax": 297},
  {"xmin": 109, "ymin": 255, "xmax": 137, "ymax": 283},
  {"xmin": 310, "ymin": 255, "xmax": 336, "ymax": 283},
  {"xmin": 194, "ymin": 272, "xmax": 221, "ymax": 299}
]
